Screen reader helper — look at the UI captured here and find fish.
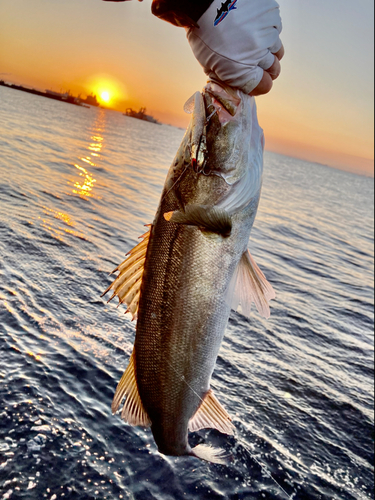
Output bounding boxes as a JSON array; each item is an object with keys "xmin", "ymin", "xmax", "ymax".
[{"xmin": 102, "ymin": 81, "xmax": 275, "ymax": 464}]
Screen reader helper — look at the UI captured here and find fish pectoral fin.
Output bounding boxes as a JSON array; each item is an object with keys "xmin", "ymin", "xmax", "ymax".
[
  {"xmin": 101, "ymin": 226, "xmax": 152, "ymax": 320},
  {"xmin": 164, "ymin": 205, "xmax": 232, "ymax": 237},
  {"xmin": 229, "ymin": 250, "xmax": 276, "ymax": 319},
  {"xmin": 188, "ymin": 389, "xmax": 235, "ymax": 436},
  {"xmin": 112, "ymin": 351, "xmax": 151, "ymax": 428}
]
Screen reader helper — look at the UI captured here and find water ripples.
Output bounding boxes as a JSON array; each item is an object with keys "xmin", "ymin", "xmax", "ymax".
[{"xmin": 0, "ymin": 86, "xmax": 374, "ymax": 500}]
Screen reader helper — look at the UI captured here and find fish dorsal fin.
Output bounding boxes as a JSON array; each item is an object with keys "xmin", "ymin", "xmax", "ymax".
[
  {"xmin": 164, "ymin": 205, "xmax": 232, "ymax": 237},
  {"xmin": 188, "ymin": 389, "xmax": 235, "ymax": 435},
  {"xmin": 112, "ymin": 351, "xmax": 151, "ymax": 428},
  {"xmin": 230, "ymin": 250, "xmax": 276, "ymax": 319},
  {"xmin": 101, "ymin": 226, "xmax": 151, "ymax": 320}
]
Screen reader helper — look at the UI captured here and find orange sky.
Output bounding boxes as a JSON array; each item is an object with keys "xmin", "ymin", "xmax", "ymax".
[{"xmin": 0, "ymin": 0, "xmax": 374, "ymax": 176}]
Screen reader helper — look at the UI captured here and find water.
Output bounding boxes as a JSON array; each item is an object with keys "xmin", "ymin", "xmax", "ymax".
[{"xmin": 0, "ymin": 86, "xmax": 373, "ymax": 500}]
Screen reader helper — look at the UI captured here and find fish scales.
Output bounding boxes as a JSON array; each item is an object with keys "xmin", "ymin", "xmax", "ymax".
[
  {"xmin": 135, "ymin": 220, "xmax": 233, "ymax": 455},
  {"xmin": 106, "ymin": 83, "xmax": 275, "ymax": 463},
  {"xmin": 135, "ymin": 160, "xmax": 257, "ymax": 456}
]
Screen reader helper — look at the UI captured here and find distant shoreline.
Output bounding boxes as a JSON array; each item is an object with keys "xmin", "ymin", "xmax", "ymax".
[
  {"xmin": 1, "ymin": 81, "xmax": 372, "ymax": 178},
  {"xmin": 0, "ymin": 81, "xmax": 95, "ymax": 108}
]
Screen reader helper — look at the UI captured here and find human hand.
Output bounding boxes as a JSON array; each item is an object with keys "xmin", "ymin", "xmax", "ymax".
[
  {"xmin": 186, "ymin": 0, "xmax": 283, "ymax": 96},
  {"xmin": 101, "ymin": 0, "xmax": 284, "ymax": 97},
  {"xmin": 250, "ymin": 44, "xmax": 284, "ymax": 97}
]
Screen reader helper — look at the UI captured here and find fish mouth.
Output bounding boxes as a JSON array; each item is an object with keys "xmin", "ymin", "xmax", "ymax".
[
  {"xmin": 189, "ymin": 85, "xmax": 241, "ymax": 178},
  {"xmin": 205, "ymin": 80, "xmax": 242, "ymax": 120},
  {"xmin": 190, "ymin": 84, "xmax": 242, "ymax": 180},
  {"xmin": 183, "ymin": 79, "xmax": 244, "ymax": 181}
]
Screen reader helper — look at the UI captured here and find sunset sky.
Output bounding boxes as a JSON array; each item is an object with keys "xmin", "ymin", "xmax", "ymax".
[{"xmin": 0, "ymin": 0, "xmax": 374, "ymax": 176}]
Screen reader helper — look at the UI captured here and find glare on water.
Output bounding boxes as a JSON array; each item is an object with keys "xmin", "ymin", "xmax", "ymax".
[{"xmin": 0, "ymin": 86, "xmax": 373, "ymax": 500}]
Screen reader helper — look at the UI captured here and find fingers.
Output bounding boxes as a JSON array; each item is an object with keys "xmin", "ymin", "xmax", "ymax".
[
  {"xmin": 249, "ymin": 43, "xmax": 283, "ymax": 96},
  {"xmin": 273, "ymin": 43, "xmax": 285, "ymax": 61},
  {"xmin": 249, "ymin": 71, "xmax": 273, "ymax": 97},
  {"xmin": 265, "ymin": 56, "xmax": 281, "ymax": 81},
  {"xmin": 264, "ymin": 41, "xmax": 284, "ymax": 82}
]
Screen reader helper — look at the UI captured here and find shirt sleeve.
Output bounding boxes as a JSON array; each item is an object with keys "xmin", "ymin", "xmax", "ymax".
[{"xmin": 187, "ymin": 0, "xmax": 282, "ymax": 93}]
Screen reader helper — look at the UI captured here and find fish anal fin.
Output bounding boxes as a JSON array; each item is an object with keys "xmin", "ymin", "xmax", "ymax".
[
  {"xmin": 112, "ymin": 351, "xmax": 151, "ymax": 428},
  {"xmin": 188, "ymin": 389, "xmax": 235, "ymax": 436},
  {"xmin": 164, "ymin": 205, "xmax": 232, "ymax": 238},
  {"xmin": 230, "ymin": 250, "xmax": 276, "ymax": 319}
]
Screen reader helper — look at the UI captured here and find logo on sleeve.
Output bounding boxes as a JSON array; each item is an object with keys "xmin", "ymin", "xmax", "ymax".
[{"xmin": 214, "ymin": 0, "xmax": 238, "ymax": 27}]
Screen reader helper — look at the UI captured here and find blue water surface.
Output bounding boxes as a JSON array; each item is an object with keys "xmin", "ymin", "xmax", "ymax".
[{"xmin": 0, "ymin": 86, "xmax": 374, "ymax": 500}]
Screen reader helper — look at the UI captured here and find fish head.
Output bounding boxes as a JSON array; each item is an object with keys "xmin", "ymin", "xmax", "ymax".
[
  {"xmin": 203, "ymin": 82, "xmax": 264, "ymax": 188},
  {"xmin": 163, "ymin": 82, "xmax": 264, "ymax": 218}
]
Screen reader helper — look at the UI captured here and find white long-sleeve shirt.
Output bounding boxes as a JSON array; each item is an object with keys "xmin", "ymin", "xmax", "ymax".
[{"xmin": 186, "ymin": 0, "xmax": 282, "ymax": 93}]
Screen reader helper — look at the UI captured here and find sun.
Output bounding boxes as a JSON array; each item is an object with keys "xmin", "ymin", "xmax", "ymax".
[
  {"xmin": 100, "ymin": 91, "xmax": 110, "ymax": 103},
  {"xmin": 86, "ymin": 74, "xmax": 129, "ymax": 110}
]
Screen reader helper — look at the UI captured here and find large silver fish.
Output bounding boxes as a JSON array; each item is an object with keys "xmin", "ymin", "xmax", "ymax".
[{"xmin": 103, "ymin": 81, "xmax": 275, "ymax": 464}]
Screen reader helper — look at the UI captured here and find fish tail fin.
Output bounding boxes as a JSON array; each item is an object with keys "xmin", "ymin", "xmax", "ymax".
[{"xmin": 190, "ymin": 444, "xmax": 230, "ymax": 465}]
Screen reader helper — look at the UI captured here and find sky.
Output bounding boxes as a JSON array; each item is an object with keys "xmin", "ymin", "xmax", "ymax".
[{"xmin": 0, "ymin": 0, "xmax": 374, "ymax": 176}]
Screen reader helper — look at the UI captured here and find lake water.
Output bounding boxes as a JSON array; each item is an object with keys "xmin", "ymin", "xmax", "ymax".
[{"xmin": 0, "ymin": 86, "xmax": 373, "ymax": 500}]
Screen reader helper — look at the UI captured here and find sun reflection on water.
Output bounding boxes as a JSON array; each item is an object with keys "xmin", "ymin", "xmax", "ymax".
[
  {"xmin": 38, "ymin": 206, "xmax": 87, "ymax": 241},
  {"xmin": 38, "ymin": 110, "xmax": 108, "ymax": 242},
  {"xmin": 72, "ymin": 163, "xmax": 97, "ymax": 197},
  {"xmin": 69, "ymin": 110, "xmax": 107, "ymax": 199},
  {"xmin": 27, "ymin": 351, "xmax": 42, "ymax": 362}
]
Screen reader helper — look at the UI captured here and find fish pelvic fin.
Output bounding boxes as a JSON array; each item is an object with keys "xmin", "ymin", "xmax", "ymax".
[
  {"xmin": 188, "ymin": 389, "xmax": 235, "ymax": 435},
  {"xmin": 112, "ymin": 350, "xmax": 151, "ymax": 428},
  {"xmin": 229, "ymin": 250, "xmax": 276, "ymax": 319},
  {"xmin": 191, "ymin": 444, "xmax": 230, "ymax": 465},
  {"xmin": 101, "ymin": 226, "xmax": 151, "ymax": 320},
  {"xmin": 164, "ymin": 205, "xmax": 232, "ymax": 238}
]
